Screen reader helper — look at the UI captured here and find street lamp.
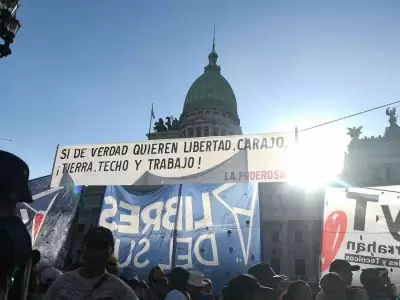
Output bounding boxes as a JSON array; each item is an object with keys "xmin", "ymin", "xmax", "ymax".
[{"xmin": 0, "ymin": 0, "xmax": 21, "ymax": 58}]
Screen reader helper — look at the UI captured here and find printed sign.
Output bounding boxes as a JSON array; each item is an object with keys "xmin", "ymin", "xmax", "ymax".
[
  {"xmin": 50, "ymin": 133, "xmax": 293, "ymax": 187},
  {"xmin": 18, "ymin": 175, "xmax": 82, "ymax": 269},
  {"xmin": 322, "ymin": 187, "xmax": 400, "ymax": 285},
  {"xmin": 98, "ymin": 183, "xmax": 261, "ymax": 293}
]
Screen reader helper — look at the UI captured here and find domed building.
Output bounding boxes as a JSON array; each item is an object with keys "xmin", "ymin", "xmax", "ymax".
[
  {"xmin": 69, "ymin": 36, "xmax": 323, "ymax": 285},
  {"xmin": 148, "ymin": 37, "xmax": 242, "ymax": 140}
]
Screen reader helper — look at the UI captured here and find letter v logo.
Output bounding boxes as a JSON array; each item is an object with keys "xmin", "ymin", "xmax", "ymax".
[{"xmin": 212, "ymin": 183, "xmax": 258, "ymax": 265}]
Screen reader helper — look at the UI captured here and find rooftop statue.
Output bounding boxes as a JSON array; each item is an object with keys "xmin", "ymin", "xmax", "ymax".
[
  {"xmin": 153, "ymin": 118, "xmax": 168, "ymax": 132},
  {"xmin": 165, "ymin": 116, "xmax": 173, "ymax": 131},
  {"xmin": 153, "ymin": 116, "xmax": 180, "ymax": 132},
  {"xmin": 171, "ymin": 117, "xmax": 180, "ymax": 130},
  {"xmin": 384, "ymin": 107, "xmax": 400, "ymax": 138},
  {"xmin": 386, "ymin": 107, "xmax": 398, "ymax": 127},
  {"xmin": 347, "ymin": 126, "xmax": 363, "ymax": 140}
]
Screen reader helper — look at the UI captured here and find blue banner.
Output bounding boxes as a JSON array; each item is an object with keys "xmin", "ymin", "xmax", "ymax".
[
  {"xmin": 18, "ymin": 175, "xmax": 82, "ymax": 270},
  {"xmin": 99, "ymin": 183, "xmax": 261, "ymax": 293}
]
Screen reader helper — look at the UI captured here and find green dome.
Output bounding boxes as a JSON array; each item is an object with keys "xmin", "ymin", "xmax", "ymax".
[{"xmin": 182, "ymin": 45, "xmax": 238, "ymax": 117}]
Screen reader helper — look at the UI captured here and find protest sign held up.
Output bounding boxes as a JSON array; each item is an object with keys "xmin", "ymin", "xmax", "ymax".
[
  {"xmin": 50, "ymin": 132, "xmax": 294, "ymax": 187},
  {"xmin": 322, "ymin": 186, "xmax": 400, "ymax": 286}
]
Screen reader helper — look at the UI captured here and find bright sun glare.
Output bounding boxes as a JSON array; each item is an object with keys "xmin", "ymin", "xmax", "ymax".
[{"xmin": 286, "ymin": 132, "xmax": 347, "ymax": 190}]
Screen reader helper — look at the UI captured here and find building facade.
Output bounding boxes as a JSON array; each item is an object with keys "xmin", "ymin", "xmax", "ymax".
[{"xmin": 342, "ymin": 110, "xmax": 400, "ymax": 187}]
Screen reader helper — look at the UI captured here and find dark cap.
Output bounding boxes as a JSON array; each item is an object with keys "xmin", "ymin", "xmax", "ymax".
[
  {"xmin": 227, "ymin": 274, "xmax": 273, "ymax": 296},
  {"xmin": 248, "ymin": 262, "xmax": 287, "ymax": 286},
  {"xmin": 165, "ymin": 267, "xmax": 190, "ymax": 283},
  {"xmin": 0, "ymin": 151, "xmax": 32, "ymax": 203},
  {"xmin": 329, "ymin": 259, "xmax": 360, "ymax": 273},
  {"xmin": 360, "ymin": 268, "xmax": 389, "ymax": 286},
  {"xmin": 83, "ymin": 227, "xmax": 114, "ymax": 250}
]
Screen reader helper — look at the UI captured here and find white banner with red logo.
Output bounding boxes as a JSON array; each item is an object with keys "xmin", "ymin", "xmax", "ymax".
[{"xmin": 321, "ymin": 187, "xmax": 400, "ymax": 286}]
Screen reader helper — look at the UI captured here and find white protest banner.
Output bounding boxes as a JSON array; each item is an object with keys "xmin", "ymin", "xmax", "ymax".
[
  {"xmin": 321, "ymin": 187, "xmax": 400, "ymax": 286},
  {"xmin": 50, "ymin": 132, "xmax": 294, "ymax": 187}
]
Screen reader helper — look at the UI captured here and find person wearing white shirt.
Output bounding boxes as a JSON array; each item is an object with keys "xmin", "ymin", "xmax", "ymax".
[{"xmin": 42, "ymin": 227, "xmax": 138, "ymax": 300}]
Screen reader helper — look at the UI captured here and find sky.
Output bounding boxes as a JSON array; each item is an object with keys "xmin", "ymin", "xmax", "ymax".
[{"xmin": 1, "ymin": 0, "xmax": 400, "ymax": 179}]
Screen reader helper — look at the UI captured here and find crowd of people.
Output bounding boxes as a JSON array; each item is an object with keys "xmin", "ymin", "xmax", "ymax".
[
  {"xmin": 0, "ymin": 150, "xmax": 399, "ymax": 300},
  {"xmin": 26, "ymin": 225, "xmax": 400, "ymax": 300}
]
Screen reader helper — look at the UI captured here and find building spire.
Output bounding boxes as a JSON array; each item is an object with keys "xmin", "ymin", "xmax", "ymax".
[
  {"xmin": 206, "ymin": 23, "xmax": 220, "ymax": 71},
  {"xmin": 212, "ymin": 23, "xmax": 216, "ymax": 52}
]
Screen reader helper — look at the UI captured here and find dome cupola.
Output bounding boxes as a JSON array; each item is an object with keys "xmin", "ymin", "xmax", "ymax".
[{"xmin": 182, "ymin": 33, "xmax": 238, "ymax": 119}]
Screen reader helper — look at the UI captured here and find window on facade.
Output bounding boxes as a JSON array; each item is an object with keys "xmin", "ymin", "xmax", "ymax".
[
  {"xmin": 271, "ymin": 231, "xmax": 279, "ymax": 243},
  {"xmin": 196, "ymin": 127, "xmax": 202, "ymax": 137},
  {"xmin": 221, "ymin": 129, "xmax": 226, "ymax": 136},
  {"xmin": 204, "ymin": 127, "xmax": 209, "ymax": 136},
  {"xmin": 182, "ymin": 130, "xmax": 186, "ymax": 137},
  {"xmin": 188, "ymin": 128, "xmax": 194, "ymax": 137},
  {"xmin": 295, "ymin": 231, "xmax": 304, "ymax": 243},
  {"xmin": 213, "ymin": 127, "xmax": 219, "ymax": 136},
  {"xmin": 271, "ymin": 258, "xmax": 281, "ymax": 275},
  {"xmin": 295, "ymin": 259, "xmax": 306, "ymax": 276}
]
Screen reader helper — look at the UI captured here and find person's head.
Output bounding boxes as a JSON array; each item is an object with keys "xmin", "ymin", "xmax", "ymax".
[
  {"xmin": 187, "ymin": 271, "xmax": 209, "ymax": 294},
  {"xmin": 166, "ymin": 267, "xmax": 190, "ymax": 292},
  {"xmin": 329, "ymin": 259, "xmax": 359, "ymax": 286},
  {"xmin": 81, "ymin": 227, "xmax": 114, "ymax": 274},
  {"xmin": 320, "ymin": 272, "xmax": 346, "ymax": 300},
  {"xmin": 202, "ymin": 279, "xmax": 212, "ymax": 294},
  {"xmin": 0, "ymin": 151, "xmax": 33, "ymax": 216},
  {"xmin": 148, "ymin": 265, "xmax": 165, "ymax": 285},
  {"xmin": 106, "ymin": 255, "xmax": 119, "ymax": 275},
  {"xmin": 360, "ymin": 268, "xmax": 391, "ymax": 294},
  {"xmin": 220, "ymin": 286, "xmax": 229, "ymax": 300},
  {"xmin": 281, "ymin": 281, "xmax": 312, "ymax": 300},
  {"xmin": 248, "ymin": 262, "xmax": 287, "ymax": 299},
  {"xmin": 226, "ymin": 274, "xmax": 274, "ymax": 300}
]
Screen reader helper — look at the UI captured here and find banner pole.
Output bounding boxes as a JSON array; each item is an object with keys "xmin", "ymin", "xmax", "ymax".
[
  {"xmin": 171, "ymin": 184, "xmax": 183, "ymax": 269},
  {"xmin": 49, "ymin": 144, "xmax": 59, "ymax": 187}
]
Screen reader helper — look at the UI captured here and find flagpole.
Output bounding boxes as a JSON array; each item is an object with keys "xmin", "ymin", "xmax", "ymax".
[{"xmin": 148, "ymin": 103, "xmax": 154, "ymax": 136}]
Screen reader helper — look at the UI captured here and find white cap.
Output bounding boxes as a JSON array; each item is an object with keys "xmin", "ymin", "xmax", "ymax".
[{"xmin": 188, "ymin": 271, "xmax": 209, "ymax": 287}]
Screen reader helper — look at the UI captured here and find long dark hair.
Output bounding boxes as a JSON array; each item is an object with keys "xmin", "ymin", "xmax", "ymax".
[
  {"xmin": 281, "ymin": 281, "xmax": 308, "ymax": 300},
  {"xmin": 148, "ymin": 266, "xmax": 164, "ymax": 287}
]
